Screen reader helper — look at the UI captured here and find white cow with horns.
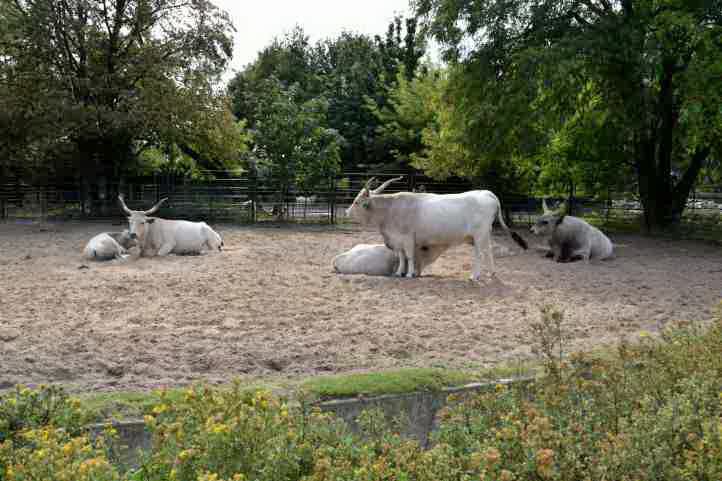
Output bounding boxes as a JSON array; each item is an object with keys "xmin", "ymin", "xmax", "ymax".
[
  {"xmin": 118, "ymin": 195, "xmax": 223, "ymax": 256},
  {"xmin": 345, "ymin": 176, "xmax": 528, "ymax": 280}
]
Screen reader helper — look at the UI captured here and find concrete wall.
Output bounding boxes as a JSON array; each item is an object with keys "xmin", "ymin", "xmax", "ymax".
[{"xmin": 90, "ymin": 377, "xmax": 534, "ymax": 470}]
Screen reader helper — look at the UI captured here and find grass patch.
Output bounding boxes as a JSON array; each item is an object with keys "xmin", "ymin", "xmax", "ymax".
[
  {"xmin": 77, "ymin": 389, "xmax": 187, "ymax": 422},
  {"xmin": 71, "ymin": 364, "xmax": 541, "ymax": 421},
  {"xmin": 300, "ymin": 367, "xmax": 516, "ymax": 401}
]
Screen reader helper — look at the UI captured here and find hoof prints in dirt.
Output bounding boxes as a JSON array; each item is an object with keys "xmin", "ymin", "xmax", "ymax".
[{"xmin": 0, "ymin": 222, "xmax": 720, "ymax": 392}]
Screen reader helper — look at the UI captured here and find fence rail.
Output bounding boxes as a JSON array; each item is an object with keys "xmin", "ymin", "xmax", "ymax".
[{"xmin": 1, "ymin": 173, "xmax": 721, "ymax": 238}]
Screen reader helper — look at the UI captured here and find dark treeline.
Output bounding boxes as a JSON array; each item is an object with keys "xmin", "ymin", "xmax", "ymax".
[{"xmin": 1, "ymin": 1, "xmax": 720, "ymax": 231}]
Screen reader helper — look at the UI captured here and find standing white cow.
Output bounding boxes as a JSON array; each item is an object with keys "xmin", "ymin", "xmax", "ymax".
[
  {"xmin": 333, "ymin": 243, "xmax": 448, "ymax": 277},
  {"xmin": 345, "ymin": 177, "xmax": 528, "ymax": 280},
  {"xmin": 118, "ymin": 195, "xmax": 224, "ymax": 256},
  {"xmin": 83, "ymin": 230, "xmax": 136, "ymax": 261},
  {"xmin": 530, "ymin": 199, "xmax": 613, "ymax": 262}
]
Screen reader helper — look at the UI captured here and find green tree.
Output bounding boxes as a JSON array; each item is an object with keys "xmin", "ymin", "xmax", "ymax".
[
  {"xmin": 0, "ymin": 0, "xmax": 243, "ymax": 186},
  {"xmin": 415, "ymin": 0, "xmax": 722, "ymax": 231},
  {"xmin": 228, "ymin": 17, "xmax": 427, "ymax": 172},
  {"xmin": 250, "ymin": 77, "xmax": 342, "ymax": 201}
]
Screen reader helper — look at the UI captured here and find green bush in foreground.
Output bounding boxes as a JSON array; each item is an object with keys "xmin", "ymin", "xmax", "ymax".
[{"xmin": 2, "ymin": 305, "xmax": 721, "ymax": 480}]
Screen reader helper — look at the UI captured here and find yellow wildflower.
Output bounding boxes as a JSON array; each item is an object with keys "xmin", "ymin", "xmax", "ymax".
[
  {"xmin": 481, "ymin": 447, "xmax": 501, "ymax": 466},
  {"xmin": 499, "ymin": 469, "xmax": 514, "ymax": 481}
]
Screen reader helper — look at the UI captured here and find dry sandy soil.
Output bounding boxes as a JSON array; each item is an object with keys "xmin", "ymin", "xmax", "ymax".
[{"xmin": 0, "ymin": 220, "xmax": 720, "ymax": 393}]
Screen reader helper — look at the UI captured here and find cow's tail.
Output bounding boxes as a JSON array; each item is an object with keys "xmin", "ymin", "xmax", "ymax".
[{"xmin": 494, "ymin": 196, "xmax": 528, "ymax": 250}]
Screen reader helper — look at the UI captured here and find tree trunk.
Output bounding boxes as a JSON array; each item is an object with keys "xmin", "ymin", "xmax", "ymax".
[{"xmin": 637, "ymin": 147, "xmax": 708, "ymax": 233}]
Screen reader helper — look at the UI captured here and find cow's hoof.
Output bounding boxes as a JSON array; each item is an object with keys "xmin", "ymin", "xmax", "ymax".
[{"xmin": 405, "ymin": 272, "xmax": 417, "ymax": 278}]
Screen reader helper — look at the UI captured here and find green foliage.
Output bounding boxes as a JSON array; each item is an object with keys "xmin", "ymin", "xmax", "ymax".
[
  {"xmin": 0, "ymin": 384, "xmax": 96, "ymax": 478},
  {"xmin": 368, "ymin": 65, "xmax": 446, "ymax": 171},
  {"xmin": 250, "ymin": 78, "xmax": 342, "ymax": 196},
  {"xmin": 131, "ymin": 385, "xmax": 348, "ymax": 481},
  {"xmin": 415, "ymin": 0, "xmax": 722, "ymax": 230},
  {"xmin": 0, "ymin": 384, "xmax": 91, "ymax": 445},
  {"xmin": 228, "ymin": 18, "xmax": 427, "ymax": 173},
  {"xmin": 0, "ymin": 0, "xmax": 244, "ymax": 183}
]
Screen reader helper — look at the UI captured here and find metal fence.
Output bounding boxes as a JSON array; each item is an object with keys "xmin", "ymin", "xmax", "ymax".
[{"xmin": 1, "ymin": 173, "xmax": 721, "ymax": 238}]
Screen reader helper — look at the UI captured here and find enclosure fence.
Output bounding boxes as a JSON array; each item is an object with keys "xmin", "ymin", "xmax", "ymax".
[{"xmin": 1, "ymin": 172, "xmax": 721, "ymax": 238}]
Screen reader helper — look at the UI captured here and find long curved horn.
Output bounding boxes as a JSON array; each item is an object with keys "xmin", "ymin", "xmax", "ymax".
[
  {"xmin": 144, "ymin": 197, "xmax": 168, "ymax": 215},
  {"xmin": 362, "ymin": 177, "xmax": 377, "ymax": 191},
  {"xmin": 118, "ymin": 194, "xmax": 133, "ymax": 215},
  {"xmin": 371, "ymin": 176, "xmax": 404, "ymax": 195}
]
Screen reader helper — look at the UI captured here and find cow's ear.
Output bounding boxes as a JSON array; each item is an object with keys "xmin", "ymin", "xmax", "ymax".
[{"xmin": 147, "ymin": 218, "xmax": 156, "ymax": 224}]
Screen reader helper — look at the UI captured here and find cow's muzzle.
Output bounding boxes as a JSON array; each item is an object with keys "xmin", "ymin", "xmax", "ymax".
[{"xmin": 129, "ymin": 232, "xmax": 138, "ymax": 239}]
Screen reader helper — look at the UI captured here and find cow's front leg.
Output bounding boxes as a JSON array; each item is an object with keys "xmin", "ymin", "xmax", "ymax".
[
  {"xmin": 551, "ymin": 243, "xmax": 563, "ymax": 263},
  {"xmin": 401, "ymin": 236, "xmax": 416, "ymax": 278},
  {"xmin": 394, "ymin": 250, "xmax": 407, "ymax": 277},
  {"xmin": 156, "ymin": 242, "xmax": 176, "ymax": 256}
]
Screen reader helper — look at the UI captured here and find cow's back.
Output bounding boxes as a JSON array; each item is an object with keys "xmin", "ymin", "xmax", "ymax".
[
  {"xmin": 333, "ymin": 244, "xmax": 397, "ymax": 276},
  {"xmin": 83, "ymin": 233, "xmax": 122, "ymax": 260},
  {"xmin": 384, "ymin": 190, "xmax": 498, "ymax": 245}
]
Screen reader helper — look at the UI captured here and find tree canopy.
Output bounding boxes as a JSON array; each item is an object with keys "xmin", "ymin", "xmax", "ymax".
[
  {"xmin": 0, "ymin": 0, "xmax": 244, "ymax": 184},
  {"xmin": 415, "ymin": 0, "xmax": 722, "ymax": 230},
  {"xmin": 228, "ymin": 17, "xmax": 427, "ymax": 174}
]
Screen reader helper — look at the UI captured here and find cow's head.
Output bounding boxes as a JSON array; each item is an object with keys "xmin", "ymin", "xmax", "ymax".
[
  {"xmin": 345, "ymin": 176, "xmax": 404, "ymax": 220},
  {"xmin": 118, "ymin": 195, "xmax": 167, "ymax": 244},
  {"xmin": 531, "ymin": 198, "xmax": 566, "ymax": 236}
]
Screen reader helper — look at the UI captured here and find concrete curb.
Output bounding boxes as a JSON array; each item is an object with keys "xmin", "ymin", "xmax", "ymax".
[{"xmin": 89, "ymin": 376, "xmax": 535, "ymax": 469}]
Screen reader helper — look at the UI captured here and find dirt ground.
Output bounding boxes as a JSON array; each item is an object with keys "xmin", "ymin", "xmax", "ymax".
[{"xmin": 0, "ymin": 220, "xmax": 720, "ymax": 393}]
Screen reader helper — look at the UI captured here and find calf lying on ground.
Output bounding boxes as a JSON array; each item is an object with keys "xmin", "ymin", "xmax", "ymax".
[
  {"xmin": 531, "ymin": 199, "xmax": 613, "ymax": 262},
  {"xmin": 83, "ymin": 230, "xmax": 136, "ymax": 261},
  {"xmin": 333, "ymin": 243, "xmax": 447, "ymax": 276}
]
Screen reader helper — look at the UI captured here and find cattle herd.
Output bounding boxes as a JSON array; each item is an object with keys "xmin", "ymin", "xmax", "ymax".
[{"xmin": 82, "ymin": 177, "xmax": 614, "ymax": 278}]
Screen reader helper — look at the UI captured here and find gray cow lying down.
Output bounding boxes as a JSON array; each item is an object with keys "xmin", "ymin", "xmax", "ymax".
[
  {"xmin": 333, "ymin": 243, "xmax": 448, "ymax": 276},
  {"xmin": 83, "ymin": 230, "xmax": 137, "ymax": 261},
  {"xmin": 531, "ymin": 199, "xmax": 613, "ymax": 262},
  {"xmin": 118, "ymin": 195, "xmax": 223, "ymax": 256}
]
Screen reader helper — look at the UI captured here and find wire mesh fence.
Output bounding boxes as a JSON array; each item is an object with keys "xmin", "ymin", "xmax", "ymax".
[{"xmin": 1, "ymin": 172, "xmax": 721, "ymax": 239}]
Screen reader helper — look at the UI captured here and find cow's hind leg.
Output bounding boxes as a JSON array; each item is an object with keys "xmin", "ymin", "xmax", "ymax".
[
  {"xmin": 471, "ymin": 234, "xmax": 484, "ymax": 281},
  {"xmin": 486, "ymin": 233, "xmax": 495, "ymax": 276}
]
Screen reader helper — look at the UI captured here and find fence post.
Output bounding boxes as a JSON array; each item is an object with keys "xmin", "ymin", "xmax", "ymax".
[
  {"xmin": 606, "ymin": 188, "xmax": 611, "ymax": 225},
  {"xmin": 250, "ymin": 170, "xmax": 257, "ymax": 224},
  {"xmin": 329, "ymin": 174, "xmax": 336, "ymax": 224}
]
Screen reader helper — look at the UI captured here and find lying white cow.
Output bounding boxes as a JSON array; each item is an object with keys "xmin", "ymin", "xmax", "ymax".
[
  {"xmin": 333, "ymin": 243, "xmax": 447, "ymax": 277},
  {"xmin": 530, "ymin": 199, "xmax": 613, "ymax": 262},
  {"xmin": 83, "ymin": 230, "xmax": 137, "ymax": 261},
  {"xmin": 118, "ymin": 195, "xmax": 223, "ymax": 256},
  {"xmin": 345, "ymin": 176, "xmax": 528, "ymax": 280}
]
